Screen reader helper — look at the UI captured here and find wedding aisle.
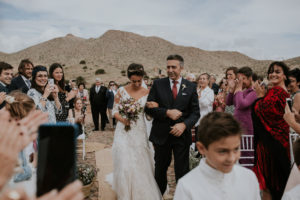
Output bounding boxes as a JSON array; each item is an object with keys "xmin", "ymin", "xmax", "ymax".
[{"xmin": 83, "ymin": 106, "xmax": 176, "ymax": 200}]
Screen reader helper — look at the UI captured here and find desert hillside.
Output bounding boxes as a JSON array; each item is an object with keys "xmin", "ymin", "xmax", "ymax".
[{"xmin": 0, "ymin": 30, "xmax": 299, "ymax": 86}]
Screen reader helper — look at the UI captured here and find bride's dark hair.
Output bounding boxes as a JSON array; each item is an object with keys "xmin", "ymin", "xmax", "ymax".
[{"xmin": 127, "ymin": 63, "xmax": 145, "ymax": 78}]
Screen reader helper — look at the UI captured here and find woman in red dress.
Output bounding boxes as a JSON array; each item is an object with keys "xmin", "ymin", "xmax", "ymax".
[{"xmin": 252, "ymin": 61, "xmax": 291, "ymax": 200}]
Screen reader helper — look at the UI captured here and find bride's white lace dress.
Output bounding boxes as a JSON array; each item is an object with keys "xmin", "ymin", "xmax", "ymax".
[{"xmin": 110, "ymin": 87, "xmax": 162, "ymax": 200}]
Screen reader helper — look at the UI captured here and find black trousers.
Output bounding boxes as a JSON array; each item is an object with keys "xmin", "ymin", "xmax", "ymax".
[
  {"xmin": 153, "ymin": 135, "xmax": 190, "ymax": 194},
  {"xmin": 91, "ymin": 107, "xmax": 107, "ymax": 130}
]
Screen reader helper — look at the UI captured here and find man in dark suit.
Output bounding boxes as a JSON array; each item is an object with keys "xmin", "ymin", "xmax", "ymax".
[
  {"xmin": 90, "ymin": 78, "xmax": 108, "ymax": 131},
  {"xmin": 0, "ymin": 62, "xmax": 13, "ymax": 109},
  {"xmin": 9, "ymin": 59, "xmax": 33, "ymax": 94},
  {"xmin": 145, "ymin": 54, "xmax": 200, "ymax": 195}
]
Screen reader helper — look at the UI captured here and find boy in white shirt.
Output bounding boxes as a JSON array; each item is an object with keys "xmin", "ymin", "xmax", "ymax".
[
  {"xmin": 174, "ymin": 112, "xmax": 261, "ymax": 200},
  {"xmin": 282, "ymin": 138, "xmax": 300, "ymax": 200}
]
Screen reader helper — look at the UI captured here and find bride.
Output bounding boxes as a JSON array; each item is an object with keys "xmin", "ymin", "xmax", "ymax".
[{"xmin": 110, "ymin": 63, "xmax": 162, "ymax": 200}]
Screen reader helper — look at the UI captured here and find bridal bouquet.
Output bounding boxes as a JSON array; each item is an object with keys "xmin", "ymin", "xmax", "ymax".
[{"xmin": 118, "ymin": 97, "xmax": 143, "ymax": 131}]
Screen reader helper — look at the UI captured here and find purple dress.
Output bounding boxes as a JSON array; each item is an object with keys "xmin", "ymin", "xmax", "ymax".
[{"xmin": 226, "ymin": 88, "xmax": 257, "ymax": 167}]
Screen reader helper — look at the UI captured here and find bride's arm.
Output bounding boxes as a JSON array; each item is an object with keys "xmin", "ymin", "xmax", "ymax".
[{"xmin": 112, "ymin": 90, "xmax": 130, "ymax": 126}]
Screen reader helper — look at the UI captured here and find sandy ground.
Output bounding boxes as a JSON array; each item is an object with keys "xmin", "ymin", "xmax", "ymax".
[{"xmin": 78, "ymin": 106, "xmax": 176, "ymax": 200}]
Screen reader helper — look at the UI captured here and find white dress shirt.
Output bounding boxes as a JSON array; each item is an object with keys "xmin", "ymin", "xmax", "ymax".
[
  {"xmin": 21, "ymin": 75, "xmax": 31, "ymax": 88},
  {"xmin": 95, "ymin": 85, "xmax": 101, "ymax": 93},
  {"xmin": 169, "ymin": 77, "xmax": 182, "ymax": 94},
  {"xmin": 195, "ymin": 86, "xmax": 214, "ymax": 126},
  {"xmin": 174, "ymin": 158, "xmax": 261, "ymax": 200},
  {"xmin": 282, "ymin": 184, "xmax": 300, "ymax": 200}
]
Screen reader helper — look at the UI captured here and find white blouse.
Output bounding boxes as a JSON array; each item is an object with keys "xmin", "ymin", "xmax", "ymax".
[
  {"xmin": 195, "ymin": 86, "xmax": 214, "ymax": 126},
  {"xmin": 174, "ymin": 158, "xmax": 261, "ymax": 200}
]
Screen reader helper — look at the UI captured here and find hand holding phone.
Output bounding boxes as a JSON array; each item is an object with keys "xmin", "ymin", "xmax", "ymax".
[
  {"xmin": 37, "ymin": 123, "xmax": 78, "ymax": 197},
  {"xmin": 286, "ymin": 98, "xmax": 293, "ymax": 111}
]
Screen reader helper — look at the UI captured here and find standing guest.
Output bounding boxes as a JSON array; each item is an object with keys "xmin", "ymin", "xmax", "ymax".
[
  {"xmin": 90, "ymin": 78, "xmax": 108, "ymax": 131},
  {"xmin": 213, "ymin": 78, "xmax": 227, "ymax": 112},
  {"xmin": 49, "ymin": 63, "xmax": 77, "ymax": 122},
  {"xmin": 209, "ymin": 75, "xmax": 219, "ymax": 95},
  {"xmin": 145, "ymin": 54, "xmax": 200, "ymax": 195},
  {"xmin": 77, "ymin": 82, "xmax": 89, "ymax": 112},
  {"xmin": 288, "ymin": 68, "xmax": 300, "ymax": 113},
  {"xmin": 174, "ymin": 112, "xmax": 260, "ymax": 200},
  {"xmin": 186, "ymin": 73, "xmax": 196, "ymax": 83},
  {"xmin": 68, "ymin": 98, "xmax": 85, "ymax": 137},
  {"xmin": 226, "ymin": 67, "xmax": 257, "ymax": 167},
  {"xmin": 27, "ymin": 66, "xmax": 61, "ymax": 123},
  {"xmin": 252, "ymin": 61, "xmax": 291, "ymax": 199},
  {"xmin": 0, "ymin": 62, "xmax": 13, "ymax": 109},
  {"xmin": 9, "ymin": 59, "xmax": 33, "ymax": 94},
  {"xmin": 107, "ymin": 81, "xmax": 116, "ymax": 129},
  {"xmin": 195, "ymin": 73, "xmax": 214, "ymax": 130},
  {"xmin": 225, "ymin": 66, "xmax": 238, "ymax": 114}
]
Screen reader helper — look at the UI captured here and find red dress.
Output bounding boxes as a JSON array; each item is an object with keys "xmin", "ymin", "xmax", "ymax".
[{"xmin": 252, "ymin": 86, "xmax": 290, "ymax": 200}]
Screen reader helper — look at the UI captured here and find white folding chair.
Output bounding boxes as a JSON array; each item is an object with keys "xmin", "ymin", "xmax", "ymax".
[
  {"xmin": 289, "ymin": 131, "xmax": 300, "ymax": 164},
  {"xmin": 77, "ymin": 126, "xmax": 86, "ymax": 160},
  {"xmin": 239, "ymin": 135, "xmax": 254, "ymax": 167}
]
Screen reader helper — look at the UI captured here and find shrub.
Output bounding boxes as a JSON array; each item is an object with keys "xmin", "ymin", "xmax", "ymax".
[
  {"xmin": 80, "ymin": 60, "xmax": 86, "ymax": 64},
  {"xmin": 83, "ymin": 66, "xmax": 87, "ymax": 70},
  {"xmin": 76, "ymin": 76, "xmax": 86, "ymax": 84},
  {"xmin": 95, "ymin": 69, "xmax": 105, "ymax": 75},
  {"xmin": 121, "ymin": 70, "xmax": 126, "ymax": 76}
]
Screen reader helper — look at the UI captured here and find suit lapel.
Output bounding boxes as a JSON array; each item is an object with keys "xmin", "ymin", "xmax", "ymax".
[{"xmin": 164, "ymin": 78, "xmax": 174, "ymax": 105}]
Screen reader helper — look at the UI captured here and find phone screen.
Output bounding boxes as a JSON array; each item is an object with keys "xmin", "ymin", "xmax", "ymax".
[{"xmin": 36, "ymin": 123, "xmax": 77, "ymax": 197}]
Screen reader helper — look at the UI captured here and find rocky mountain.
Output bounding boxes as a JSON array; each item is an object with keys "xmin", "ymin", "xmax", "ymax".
[{"xmin": 0, "ymin": 30, "xmax": 299, "ymax": 86}]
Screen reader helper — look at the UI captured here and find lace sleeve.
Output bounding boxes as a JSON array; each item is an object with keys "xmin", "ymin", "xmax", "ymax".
[
  {"xmin": 27, "ymin": 89, "xmax": 47, "ymax": 112},
  {"xmin": 112, "ymin": 89, "xmax": 122, "ymax": 117}
]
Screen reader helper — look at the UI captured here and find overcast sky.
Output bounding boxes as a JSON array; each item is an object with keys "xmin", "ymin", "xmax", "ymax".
[{"xmin": 0, "ymin": 0, "xmax": 300, "ymax": 60}]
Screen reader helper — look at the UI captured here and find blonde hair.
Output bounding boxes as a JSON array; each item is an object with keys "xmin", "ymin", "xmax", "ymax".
[{"xmin": 5, "ymin": 91, "xmax": 35, "ymax": 119}]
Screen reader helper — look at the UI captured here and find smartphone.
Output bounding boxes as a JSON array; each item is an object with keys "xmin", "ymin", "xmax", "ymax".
[
  {"xmin": 286, "ymin": 98, "xmax": 293, "ymax": 111},
  {"xmin": 48, "ymin": 78, "xmax": 54, "ymax": 89},
  {"xmin": 36, "ymin": 123, "xmax": 78, "ymax": 197}
]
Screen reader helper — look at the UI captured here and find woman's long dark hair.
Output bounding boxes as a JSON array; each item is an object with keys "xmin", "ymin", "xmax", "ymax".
[{"xmin": 49, "ymin": 63, "xmax": 65, "ymax": 92}]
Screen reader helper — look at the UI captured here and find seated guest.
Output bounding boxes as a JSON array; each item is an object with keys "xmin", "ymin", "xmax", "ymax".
[
  {"xmin": 27, "ymin": 66, "xmax": 61, "ymax": 123},
  {"xmin": 77, "ymin": 82, "xmax": 89, "ymax": 111},
  {"xmin": 174, "ymin": 112, "xmax": 260, "ymax": 200},
  {"xmin": 68, "ymin": 98, "xmax": 85, "ymax": 137},
  {"xmin": 9, "ymin": 59, "xmax": 33, "ymax": 94},
  {"xmin": 0, "ymin": 62, "xmax": 13, "ymax": 109},
  {"xmin": 282, "ymin": 138, "xmax": 300, "ymax": 200}
]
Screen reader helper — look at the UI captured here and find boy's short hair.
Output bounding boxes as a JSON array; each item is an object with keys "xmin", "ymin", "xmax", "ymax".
[
  {"xmin": 197, "ymin": 112, "xmax": 242, "ymax": 148},
  {"xmin": 293, "ymin": 138, "xmax": 300, "ymax": 166}
]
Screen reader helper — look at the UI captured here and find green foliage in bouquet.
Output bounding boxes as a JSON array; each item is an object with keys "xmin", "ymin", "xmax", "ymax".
[
  {"xmin": 189, "ymin": 148, "xmax": 201, "ymax": 170},
  {"xmin": 77, "ymin": 163, "xmax": 97, "ymax": 185}
]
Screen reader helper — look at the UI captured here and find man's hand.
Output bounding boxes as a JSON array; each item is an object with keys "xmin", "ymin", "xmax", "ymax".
[
  {"xmin": 166, "ymin": 109, "xmax": 182, "ymax": 120},
  {"xmin": 170, "ymin": 123, "xmax": 186, "ymax": 137}
]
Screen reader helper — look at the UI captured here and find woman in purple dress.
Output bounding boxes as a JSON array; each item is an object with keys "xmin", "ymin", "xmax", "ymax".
[{"xmin": 226, "ymin": 67, "xmax": 257, "ymax": 167}]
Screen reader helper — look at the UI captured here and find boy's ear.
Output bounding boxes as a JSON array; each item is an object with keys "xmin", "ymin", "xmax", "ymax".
[{"xmin": 196, "ymin": 141, "xmax": 206, "ymax": 155}]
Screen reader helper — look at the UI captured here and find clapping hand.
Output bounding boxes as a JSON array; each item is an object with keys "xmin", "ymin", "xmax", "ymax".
[
  {"xmin": 253, "ymin": 81, "xmax": 265, "ymax": 98},
  {"xmin": 227, "ymin": 79, "xmax": 236, "ymax": 93}
]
